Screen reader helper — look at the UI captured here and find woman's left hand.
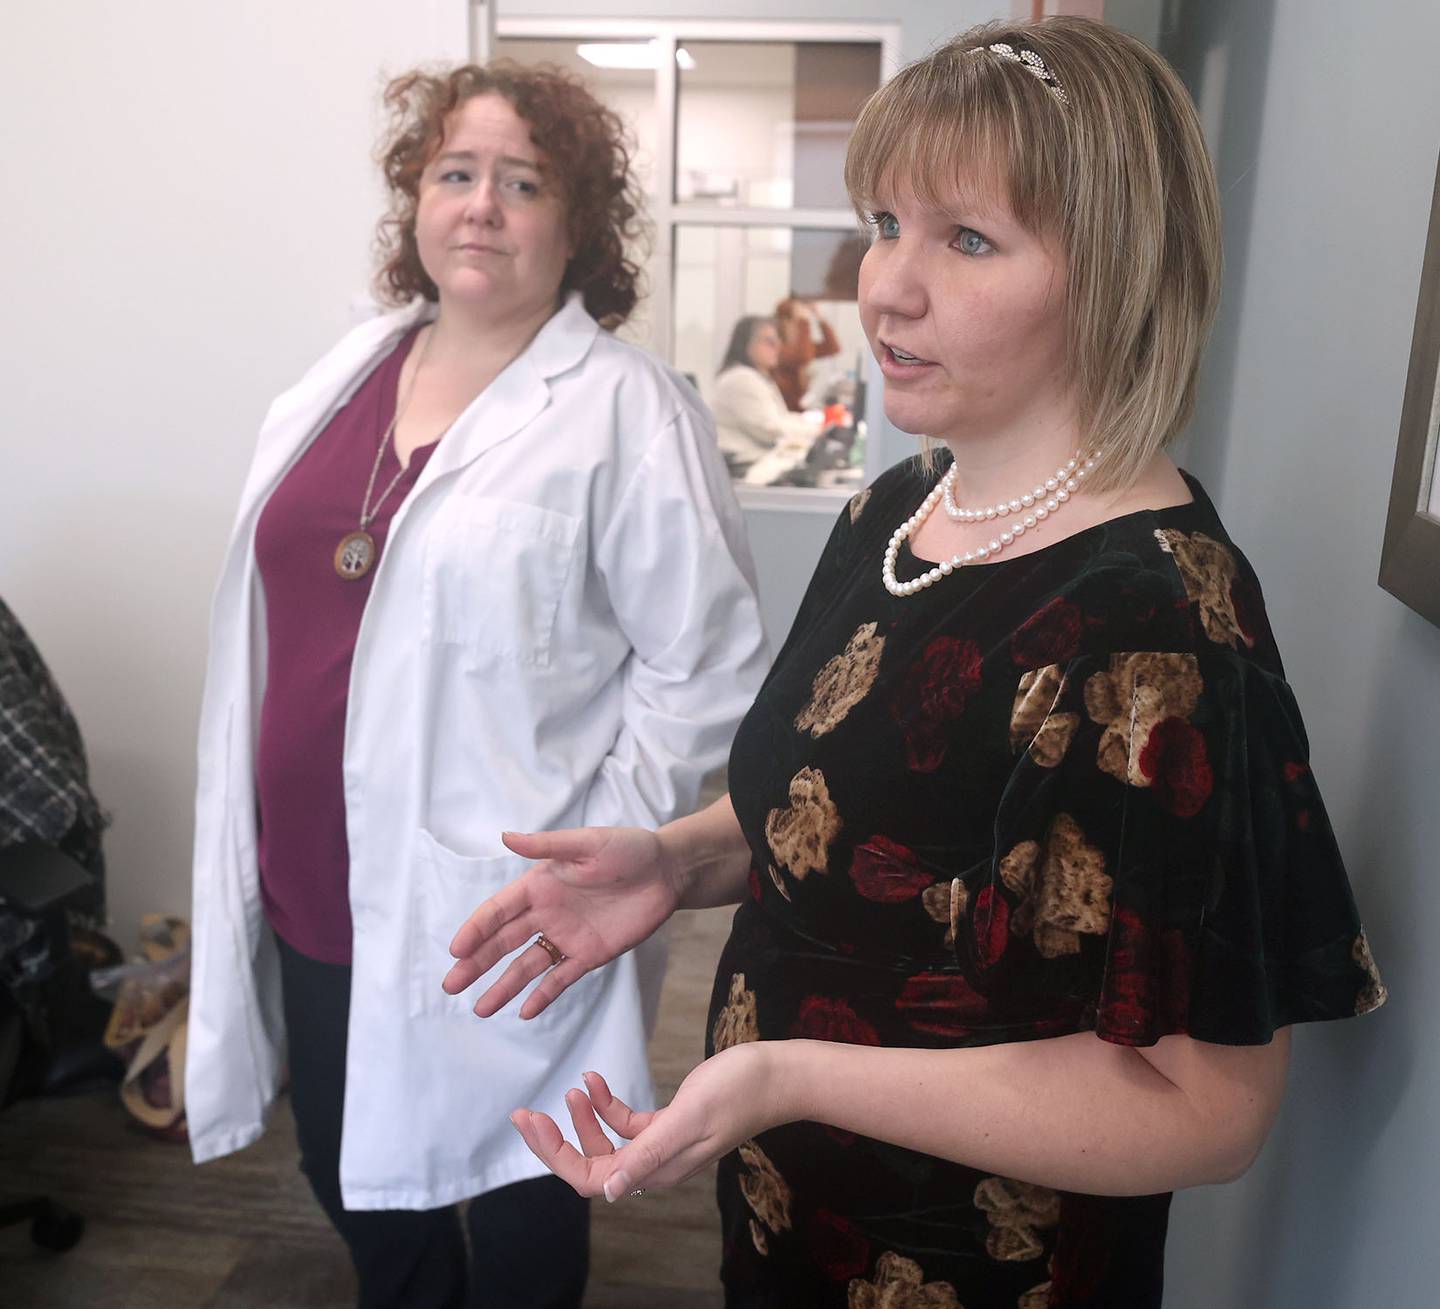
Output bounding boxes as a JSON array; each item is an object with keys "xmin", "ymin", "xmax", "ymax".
[{"xmin": 509, "ymin": 1043, "xmax": 787, "ymax": 1202}]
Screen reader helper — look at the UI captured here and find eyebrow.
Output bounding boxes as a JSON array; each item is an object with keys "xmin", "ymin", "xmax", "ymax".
[{"xmin": 433, "ymin": 150, "xmax": 542, "ymax": 172}]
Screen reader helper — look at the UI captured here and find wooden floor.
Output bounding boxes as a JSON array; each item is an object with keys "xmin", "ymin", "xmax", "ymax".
[{"xmin": 0, "ymin": 906, "xmax": 737, "ymax": 1308}]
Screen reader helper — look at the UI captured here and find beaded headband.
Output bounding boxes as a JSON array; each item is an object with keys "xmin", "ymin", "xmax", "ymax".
[{"xmin": 968, "ymin": 42, "xmax": 1069, "ymax": 107}]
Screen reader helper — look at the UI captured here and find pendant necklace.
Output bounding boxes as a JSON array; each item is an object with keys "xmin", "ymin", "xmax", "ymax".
[{"xmin": 334, "ymin": 327, "xmax": 434, "ymax": 581}]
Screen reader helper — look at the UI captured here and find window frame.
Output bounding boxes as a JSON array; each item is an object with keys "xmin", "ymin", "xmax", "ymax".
[{"xmin": 490, "ymin": 17, "xmax": 902, "ymax": 513}]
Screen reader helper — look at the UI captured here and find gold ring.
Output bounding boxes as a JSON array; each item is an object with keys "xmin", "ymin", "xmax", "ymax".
[{"xmin": 534, "ymin": 933, "xmax": 566, "ymax": 966}]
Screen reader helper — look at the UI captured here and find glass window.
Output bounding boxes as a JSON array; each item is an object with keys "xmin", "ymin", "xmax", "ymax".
[
  {"xmin": 675, "ymin": 225, "xmax": 870, "ymax": 491},
  {"xmin": 675, "ymin": 42, "xmax": 882, "ymax": 209},
  {"xmin": 493, "ymin": 21, "xmax": 897, "ymax": 503}
]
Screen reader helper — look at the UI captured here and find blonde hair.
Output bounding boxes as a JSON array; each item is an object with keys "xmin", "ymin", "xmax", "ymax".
[{"xmin": 844, "ymin": 17, "xmax": 1221, "ymax": 493}]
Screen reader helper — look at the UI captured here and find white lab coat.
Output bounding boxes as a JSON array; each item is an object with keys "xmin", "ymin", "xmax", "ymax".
[{"xmin": 186, "ymin": 292, "xmax": 769, "ymax": 1209}]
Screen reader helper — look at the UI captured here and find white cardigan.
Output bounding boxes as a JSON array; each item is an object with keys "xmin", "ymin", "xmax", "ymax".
[
  {"xmin": 710, "ymin": 364, "xmax": 821, "ymax": 482},
  {"xmin": 186, "ymin": 293, "xmax": 768, "ymax": 1209}
]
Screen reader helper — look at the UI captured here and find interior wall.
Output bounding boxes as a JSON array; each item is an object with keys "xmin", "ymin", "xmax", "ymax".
[
  {"xmin": 0, "ymin": 2, "xmax": 467, "ymax": 941},
  {"xmin": 1156, "ymin": 1, "xmax": 1440, "ymax": 1303}
]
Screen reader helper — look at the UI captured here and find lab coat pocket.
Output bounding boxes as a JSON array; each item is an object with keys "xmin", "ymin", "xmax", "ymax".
[
  {"xmin": 422, "ymin": 497, "xmax": 580, "ymax": 666},
  {"xmin": 410, "ymin": 827, "xmax": 604, "ymax": 1029}
]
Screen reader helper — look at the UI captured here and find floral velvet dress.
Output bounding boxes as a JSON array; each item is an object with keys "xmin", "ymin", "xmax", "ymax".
[{"xmin": 707, "ymin": 458, "xmax": 1385, "ymax": 1309}]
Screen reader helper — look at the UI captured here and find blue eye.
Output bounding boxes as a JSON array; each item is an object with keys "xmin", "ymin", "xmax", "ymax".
[
  {"xmin": 440, "ymin": 169, "xmax": 471, "ymax": 184},
  {"xmin": 507, "ymin": 178, "xmax": 539, "ymax": 197},
  {"xmin": 868, "ymin": 211, "xmax": 900, "ymax": 240},
  {"xmin": 955, "ymin": 228, "xmax": 993, "ymax": 256}
]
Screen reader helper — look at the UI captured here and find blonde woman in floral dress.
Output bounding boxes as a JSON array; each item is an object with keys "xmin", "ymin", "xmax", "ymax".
[{"xmin": 442, "ymin": 18, "xmax": 1386, "ymax": 1308}]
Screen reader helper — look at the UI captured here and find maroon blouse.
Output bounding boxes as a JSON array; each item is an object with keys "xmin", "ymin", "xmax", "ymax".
[{"xmin": 253, "ymin": 327, "xmax": 433, "ymax": 964}]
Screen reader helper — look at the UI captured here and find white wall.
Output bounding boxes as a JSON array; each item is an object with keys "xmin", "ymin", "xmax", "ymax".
[
  {"xmin": 1156, "ymin": 1, "xmax": 1440, "ymax": 1303},
  {"xmin": 0, "ymin": 2, "xmax": 467, "ymax": 941}
]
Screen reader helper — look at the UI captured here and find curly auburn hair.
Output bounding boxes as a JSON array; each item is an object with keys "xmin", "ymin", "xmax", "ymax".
[{"xmin": 374, "ymin": 62, "xmax": 646, "ymax": 329}]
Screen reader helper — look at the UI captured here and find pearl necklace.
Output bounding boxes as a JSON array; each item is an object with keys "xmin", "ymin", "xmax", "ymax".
[
  {"xmin": 882, "ymin": 452, "xmax": 1097, "ymax": 597},
  {"xmin": 941, "ymin": 451, "xmax": 1094, "ymax": 521}
]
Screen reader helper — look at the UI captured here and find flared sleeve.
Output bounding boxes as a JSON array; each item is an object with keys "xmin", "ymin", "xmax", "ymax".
[{"xmin": 994, "ymin": 645, "xmax": 1386, "ymax": 1048}]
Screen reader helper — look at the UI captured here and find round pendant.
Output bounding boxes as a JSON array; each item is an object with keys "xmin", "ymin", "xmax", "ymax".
[{"xmin": 334, "ymin": 530, "xmax": 377, "ymax": 580}]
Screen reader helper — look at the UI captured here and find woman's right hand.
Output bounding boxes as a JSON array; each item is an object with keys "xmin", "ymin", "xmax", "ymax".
[{"xmin": 441, "ymin": 827, "xmax": 679, "ymax": 1020}]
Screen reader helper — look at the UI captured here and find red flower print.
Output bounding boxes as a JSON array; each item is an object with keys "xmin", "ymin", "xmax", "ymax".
[
  {"xmin": 889, "ymin": 637, "xmax": 984, "ymax": 772},
  {"xmin": 896, "ymin": 971, "xmax": 989, "ymax": 1037},
  {"xmin": 1228, "ymin": 574, "xmax": 1270, "ymax": 649},
  {"xmin": 1049, "ymin": 1192, "xmax": 1110, "ymax": 1302},
  {"xmin": 1282, "ymin": 761, "xmax": 1309, "ymax": 784},
  {"xmin": 850, "ymin": 836, "xmax": 933, "ymax": 903},
  {"xmin": 1137, "ymin": 717, "xmax": 1213, "ymax": 817},
  {"xmin": 747, "ymin": 866, "xmax": 763, "ymax": 901},
  {"xmin": 809, "ymin": 1209, "xmax": 871, "ymax": 1282},
  {"xmin": 972, "ymin": 885, "xmax": 1010, "ymax": 969},
  {"xmin": 1098, "ymin": 907, "xmax": 1191, "ymax": 1044},
  {"xmin": 1011, "ymin": 597, "xmax": 1083, "ymax": 668},
  {"xmin": 790, "ymin": 996, "xmax": 881, "ymax": 1046}
]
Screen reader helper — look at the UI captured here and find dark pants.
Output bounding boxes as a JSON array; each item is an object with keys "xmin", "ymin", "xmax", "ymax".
[{"xmin": 276, "ymin": 935, "xmax": 590, "ymax": 1309}]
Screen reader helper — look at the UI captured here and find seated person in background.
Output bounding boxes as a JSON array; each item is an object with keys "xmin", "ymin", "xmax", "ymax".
[
  {"xmin": 712, "ymin": 316, "xmax": 823, "ymax": 483},
  {"xmin": 772, "ymin": 296, "xmax": 840, "ymax": 412}
]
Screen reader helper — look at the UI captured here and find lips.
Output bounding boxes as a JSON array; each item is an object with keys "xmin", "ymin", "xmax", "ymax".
[{"xmin": 879, "ymin": 342, "xmax": 937, "ymax": 379}]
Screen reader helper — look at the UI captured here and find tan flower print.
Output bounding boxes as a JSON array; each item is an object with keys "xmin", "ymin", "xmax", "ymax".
[
  {"xmin": 712, "ymin": 972, "xmax": 760, "ymax": 1052},
  {"xmin": 765, "ymin": 767, "xmax": 841, "ymax": 883},
  {"xmin": 749, "ymin": 1218, "xmax": 769, "ymax": 1255},
  {"xmin": 847, "ymin": 1250, "xmax": 963, "ymax": 1309},
  {"xmin": 796, "ymin": 622, "xmax": 887, "ymax": 738},
  {"xmin": 767, "ymin": 863, "xmax": 792, "ymax": 902},
  {"xmin": 974, "ymin": 1176, "xmax": 1062, "ymax": 1263},
  {"xmin": 999, "ymin": 814, "xmax": 1113, "ymax": 959},
  {"xmin": 738, "ymin": 1140, "xmax": 792, "ymax": 1237},
  {"xmin": 923, "ymin": 878, "xmax": 969, "ymax": 948},
  {"xmin": 1011, "ymin": 664, "xmax": 1079, "ymax": 767},
  {"xmin": 849, "ymin": 487, "xmax": 872, "ymax": 524},
  {"xmin": 1084, "ymin": 652, "xmax": 1203, "ymax": 788},
  {"xmin": 1018, "ymin": 1282, "xmax": 1052, "ymax": 1308},
  {"xmin": 1353, "ymin": 931, "xmax": 1388, "ymax": 1015},
  {"xmin": 1155, "ymin": 529, "xmax": 1250, "ymax": 649}
]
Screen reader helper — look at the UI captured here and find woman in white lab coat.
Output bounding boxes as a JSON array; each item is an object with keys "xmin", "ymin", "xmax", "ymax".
[{"xmin": 185, "ymin": 62, "xmax": 767, "ymax": 1309}]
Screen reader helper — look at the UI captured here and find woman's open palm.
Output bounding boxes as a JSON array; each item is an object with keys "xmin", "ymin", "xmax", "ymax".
[{"xmin": 441, "ymin": 826, "xmax": 678, "ymax": 1019}]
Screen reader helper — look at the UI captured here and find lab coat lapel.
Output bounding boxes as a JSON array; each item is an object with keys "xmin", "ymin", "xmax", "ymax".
[
  {"xmin": 232, "ymin": 302, "xmax": 432, "ymax": 531},
  {"xmin": 408, "ymin": 292, "xmax": 600, "ymax": 492}
]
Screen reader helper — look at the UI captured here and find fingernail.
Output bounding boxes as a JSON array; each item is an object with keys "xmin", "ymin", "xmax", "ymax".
[
  {"xmin": 508, "ymin": 1110, "xmax": 525, "ymax": 1129},
  {"xmin": 603, "ymin": 1170, "xmax": 631, "ymax": 1204}
]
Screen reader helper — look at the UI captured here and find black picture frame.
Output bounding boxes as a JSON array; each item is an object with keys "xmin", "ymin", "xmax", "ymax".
[{"xmin": 1380, "ymin": 151, "xmax": 1440, "ymax": 629}]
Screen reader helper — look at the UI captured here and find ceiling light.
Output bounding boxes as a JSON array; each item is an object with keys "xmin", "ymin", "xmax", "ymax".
[{"xmin": 576, "ymin": 41, "xmax": 696, "ymax": 71}]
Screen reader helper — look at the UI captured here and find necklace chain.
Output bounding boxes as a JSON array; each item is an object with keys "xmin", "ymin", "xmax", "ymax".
[
  {"xmin": 882, "ymin": 451, "xmax": 1097, "ymax": 597},
  {"xmin": 358, "ymin": 326, "xmax": 434, "ymax": 529}
]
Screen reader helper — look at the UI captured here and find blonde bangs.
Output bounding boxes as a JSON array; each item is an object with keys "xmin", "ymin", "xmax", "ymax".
[
  {"xmin": 844, "ymin": 43, "xmax": 1071, "ymax": 244},
  {"xmin": 843, "ymin": 18, "xmax": 1222, "ymax": 496}
]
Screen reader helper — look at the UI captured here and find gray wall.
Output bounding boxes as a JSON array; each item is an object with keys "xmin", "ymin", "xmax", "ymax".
[{"xmin": 1158, "ymin": 1, "xmax": 1440, "ymax": 1304}]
